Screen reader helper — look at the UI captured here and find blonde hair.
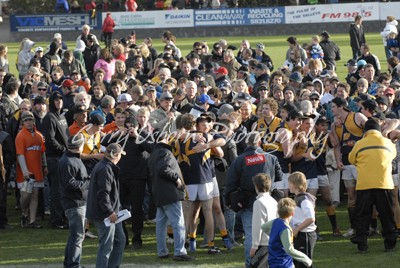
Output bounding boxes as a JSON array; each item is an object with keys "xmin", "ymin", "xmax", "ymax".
[
  {"xmin": 232, "ymin": 79, "xmax": 249, "ymax": 93},
  {"xmin": 288, "ymin": 171, "xmax": 307, "ymax": 192},
  {"xmin": 312, "ymin": 35, "xmax": 320, "ymax": 43},
  {"xmin": 278, "ymin": 198, "xmax": 296, "ymax": 218}
]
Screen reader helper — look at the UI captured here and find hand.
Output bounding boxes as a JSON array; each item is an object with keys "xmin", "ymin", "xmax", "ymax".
[
  {"xmin": 176, "ymin": 178, "xmax": 182, "ymax": 188},
  {"xmin": 337, "ymin": 161, "xmax": 345, "ymax": 171},
  {"xmin": 193, "ymin": 133, "xmax": 206, "ymax": 144},
  {"xmin": 108, "ymin": 212, "xmax": 118, "ymax": 223},
  {"xmin": 193, "ymin": 142, "xmax": 208, "ymax": 152},
  {"xmin": 167, "ymin": 112, "xmax": 175, "ymax": 120},
  {"xmin": 303, "ymin": 150, "xmax": 316, "ymax": 161},
  {"xmin": 43, "ymin": 167, "xmax": 48, "ymax": 176},
  {"xmin": 250, "ymin": 248, "xmax": 257, "ymax": 257},
  {"xmin": 293, "ymin": 229, "xmax": 299, "ymax": 238},
  {"xmin": 128, "ymin": 126, "xmax": 138, "ymax": 137}
]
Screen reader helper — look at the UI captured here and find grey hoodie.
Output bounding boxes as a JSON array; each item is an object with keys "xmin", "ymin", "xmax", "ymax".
[{"xmin": 17, "ymin": 39, "xmax": 35, "ymax": 76}]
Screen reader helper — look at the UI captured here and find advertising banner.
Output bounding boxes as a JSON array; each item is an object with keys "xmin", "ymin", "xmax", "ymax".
[
  {"xmin": 194, "ymin": 7, "xmax": 285, "ymax": 27},
  {"xmin": 10, "ymin": 13, "xmax": 101, "ymax": 32},
  {"xmin": 107, "ymin": 10, "xmax": 194, "ymax": 29},
  {"xmin": 379, "ymin": 3, "xmax": 400, "ymax": 20},
  {"xmin": 285, "ymin": 3, "xmax": 379, "ymax": 24}
]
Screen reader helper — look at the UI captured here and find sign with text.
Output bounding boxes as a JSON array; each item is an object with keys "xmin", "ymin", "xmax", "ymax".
[
  {"xmin": 379, "ymin": 2, "xmax": 400, "ymax": 21},
  {"xmin": 107, "ymin": 10, "xmax": 194, "ymax": 29},
  {"xmin": 10, "ymin": 13, "xmax": 101, "ymax": 32},
  {"xmin": 194, "ymin": 7, "xmax": 285, "ymax": 27},
  {"xmin": 285, "ymin": 3, "xmax": 379, "ymax": 23}
]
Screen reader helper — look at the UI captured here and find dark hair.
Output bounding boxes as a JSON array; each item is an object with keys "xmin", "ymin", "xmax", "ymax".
[
  {"xmin": 287, "ymin": 36, "xmax": 297, "ymax": 45},
  {"xmin": 364, "ymin": 118, "xmax": 381, "ymax": 132}
]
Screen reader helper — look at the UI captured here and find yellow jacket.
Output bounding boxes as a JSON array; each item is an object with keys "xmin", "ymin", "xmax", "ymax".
[{"xmin": 349, "ymin": 130, "xmax": 396, "ymax": 190}]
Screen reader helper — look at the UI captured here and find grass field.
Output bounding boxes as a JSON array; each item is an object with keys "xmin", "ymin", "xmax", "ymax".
[
  {"xmin": 0, "ymin": 33, "xmax": 396, "ymax": 267},
  {"xmin": 4, "ymin": 32, "xmax": 388, "ymax": 83}
]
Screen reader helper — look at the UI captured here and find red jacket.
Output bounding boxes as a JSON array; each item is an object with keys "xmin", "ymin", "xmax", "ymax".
[
  {"xmin": 126, "ymin": 0, "xmax": 137, "ymax": 11},
  {"xmin": 102, "ymin": 15, "xmax": 115, "ymax": 33}
]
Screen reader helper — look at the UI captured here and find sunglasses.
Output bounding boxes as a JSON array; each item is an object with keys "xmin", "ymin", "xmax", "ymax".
[
  {"xmin": 310, "ymin": 98, "xmax": 319, "ymax": 101},
  {"xmin": 23, "ymin": 118, "xmax": 34, "ymax": 122},
  {"xmin": 38, "ymin": 88, "xmax": 47, "ymax": 91}
]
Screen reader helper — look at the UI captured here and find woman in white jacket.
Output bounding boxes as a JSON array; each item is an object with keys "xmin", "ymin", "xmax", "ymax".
[
  {"xmin": 380, "ymin": 15, "xmax": 398, "ymax": 60},
  {"xmin": 17, "ymin": 38, "xmax": 35, "ymax": 80}
]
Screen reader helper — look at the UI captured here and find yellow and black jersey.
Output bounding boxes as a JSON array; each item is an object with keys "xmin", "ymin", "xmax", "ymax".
[
  {"xmin": 334, "ymin": 112, "xmax": 364, "ymax": 165},
  {"xmin": 291, "ymin": 138, "xmax": 318, "ymax": 179},
  {"xmin": 270, "ymin": 122, "xmax": 291, "ymax": 173},
  {"xmin": 255, "ymin": 117, "xmax": 282, "ymax": 152},
  {"xmin": 312, "ymin": 132, "xmax": 330, "ymax": 175}
]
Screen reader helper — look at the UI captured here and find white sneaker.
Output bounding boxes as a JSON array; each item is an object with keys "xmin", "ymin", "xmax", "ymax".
[
  {"xmin": 167, "ymin": 237, "xmax": 174, "ymax": 244},
  {"xmin": 343, "ymin": 228, "xmax": 355, "ymax": 238}
]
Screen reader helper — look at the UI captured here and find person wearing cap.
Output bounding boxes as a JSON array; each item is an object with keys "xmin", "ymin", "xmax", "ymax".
[
  {"xmin": 83, "ymin": 34, "xmax": 101, "ymax": 81},
  {"xmin": 359, "ymin": 44, "xmax": 381, "ymax": 77},
  {"xmin": 214, "ymin": 67, "xmax": 229, "ymax": 87},
  {"xmin": 32, "ymin": 96, "xmax": 47, "ymax": 133},
  {"xmin": 58, "ymin": 133, "xmax": 90, "ymax": 268},
  {"xmin": 189, "ymin": 94, "xmax": 214, "ymax": 119},
  {"xmin": 348, "ymin": 118, "xmax": 397, "ymax": 253},
  {"xmin": 30, "ymin": 47, "xmax": 44, "ymax": 67},
  {"xmin": 219, "ymin": 80, "xmax": 236, "ymax": 104},
  {"xmin": 283, "ymin": 86, "xmax": 301, "ymax": 110},
  {"xmin": 148, "ymin": 128, "xmax": 193, "ymax": 261},
  {"xmin": 16, "ymin": 111, "xmax": 47, "ymax": 229},
  {"xmin": 376, "ymin": 96, "xmax": 397, "ymax": 119},
  {"xmin": 68, "ymin": 104, "xmax": 88, "ymax": 136},
  {"xmin": 309, "ymin": 91, "xmax": 326, "ymax": 117},
  {"xmin": 225, "ymin": 132, "xmax": 283, "ymax": 267},
  {"xmin": 288, "ymin": 71, "xmax": 303, "ymax": 91},
  {"xmin": 40, "ymin": 41, "xmax": 61, "ymax": 74},
  {"xmin": 86, "ymin": 143, "xmax": 126, "ymax": 268},
  {"xmin": 42, "ymin": 91, "xmax": 69, "ymax": 228},
  {"xmin": 349, "ymin": 15, "xmax": 366, "ymax": 60},
  {"xmin": 197, "ymin": 80, "xmax": 210, "ymax": 95},
  {"xmin": 252, "ymin": 63, "xmax": 270, "ymax": 99},
  {"xmin": 5, "ymin": 99, "xmax": 31, "ymax": 143},
  {"xmin": 61, "ymin": 79, "xmax": 77, "ymax": 110},
  {"xmin": 319, "ymin": 30, "xmax": 340, "ymax": 71},
  {"xmin": 187, "ymin": 53, "xmax": 201, "ymax": 70},
  {"xmin": 149, "ymin": 91, "xmax": 180, "ymax": 133},
  {"xmin": 219, "ymin": 49, "xmax": 241, "ymax": 81},
  {"xmin": 345, "ymin": 59, "xmax": 360, "ymax": 94},
  {"xmin": 70, "ymin": 69, "xmax": 90, "ymax": 93},
  {"xmin": 171, "ymin": 87, "xmax": 187, "ymax": 112},
  {"xmin": 385, "ymin": 87, "xmax": 396, "ymax": 110},
  {"xmin": 330, "ymin": 96, "xmax": 367, "ymax": 238}
]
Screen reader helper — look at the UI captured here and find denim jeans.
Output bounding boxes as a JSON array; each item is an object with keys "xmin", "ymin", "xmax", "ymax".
[
  {"xmin": 94, "ymin": 220, "xmax": 126, "ymax": 268},
  {"xmin": 238, "ymin": 207, "xmax": 253, "ymax": 268},
  {"xmin": 156, "ymin": 201, "xmax": 187, "ymax": 257},
  {"xmin": 64, "ymin": 206, "xmax": 86, "ymax": 268},
  {"xmin": 224, "ymin": 207, "xmax": 236, "ymax": 243}
]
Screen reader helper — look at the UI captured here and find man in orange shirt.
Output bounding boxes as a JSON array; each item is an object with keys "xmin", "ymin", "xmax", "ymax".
[
  {"xmin": 69, "ymin": 104, "xmax": 88, "ymax": 136},
  {"xmin": 15, "ymin": 111, "xmax": 48, "ymax": 228},
  {"xmin": 102, "ymin": 108, "xmax": 127, "ymax": 134}
]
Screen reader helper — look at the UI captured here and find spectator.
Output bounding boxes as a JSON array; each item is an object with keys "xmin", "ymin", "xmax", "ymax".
[
  {"xmin": 0, "ymin": 45, "xmax": 9, "ymax": 73},
  {"xmin": 380, "ymin": 16, "xmax": 398, "ymax": 60},
  {"xmin": 102, "ymin": 12, "xmax": 116, "ymax": 48},
  {"xmin": 286, "ymin": 36, "xmax": 307, "ymax": 63},
  {"xmin": 17, "ymin": 38, "xmax": 35, "ymax": 80},
  {"xmin": 349, "ymin": 15, "xmax": 366, "ymax": 60},
  {"xmin": 55, "ymin": 0, "xmax": 69, "ymax": 12},
  {"xmin": 358, "ymin": 44, "xmax": 381, "ymax": 77},
  {"xmin": 94, "ymin": 48, "xmax": 116, "ymax": 84},
  {"xmin": 83, "ymin": 34, "xmax": 101, "ymax": 81},
  {"xmin": 319, "ymin": 31, "xmax": 341, "ymax": 71}
]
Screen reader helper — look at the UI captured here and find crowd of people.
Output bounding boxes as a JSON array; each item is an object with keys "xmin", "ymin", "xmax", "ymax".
[{"xmin": 0, "ymin": 17, "xmax": 400, "ymax": 267}]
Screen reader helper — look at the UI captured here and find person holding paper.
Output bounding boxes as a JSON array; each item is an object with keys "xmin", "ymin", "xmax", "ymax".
[{"xmin": 86, "ymin": 143, "xmax": 126, "ymax": 268}]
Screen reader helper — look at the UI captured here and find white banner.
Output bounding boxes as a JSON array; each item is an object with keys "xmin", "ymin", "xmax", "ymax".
[
  {"xmin": 103, "ymin": 10, "xmax": 194, "ymax": 29},
  {"xmin": 285, "ymin": 3, "xmax": 379, "ymax": 24},
  {"xmin": 379, "ymin": 3, "xmax": 400, "ymax": 21}
]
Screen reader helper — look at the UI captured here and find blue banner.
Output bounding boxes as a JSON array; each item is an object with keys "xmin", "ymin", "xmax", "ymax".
[
  {"xmin": 10, "ymin": 13, "xmax": 102, "ymax": 32},
  {"xmin": 194, "ymin": 7, "xmax": 285, "ymax": 27}
]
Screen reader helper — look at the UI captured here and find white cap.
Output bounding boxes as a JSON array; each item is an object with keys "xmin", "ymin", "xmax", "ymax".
[
  {"xmin": 54, "ymin": 33, "xmax": 62, "ymax": 39},
  {"xmin": 35, "ymin": 47, "xmax": 43, "ymax": 52},
  {"xmin": 117, "ymin": 93, "xmax": 133, "ymax": 103}
]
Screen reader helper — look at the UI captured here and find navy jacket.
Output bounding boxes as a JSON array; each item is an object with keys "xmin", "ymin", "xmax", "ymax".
[
  {"xmin": 86, "ymin": 158, "xmax": 120, "ymax": 221},
  {"xmin": 224, "ymin": 145, "xmax": 283, "ymax": 208}
]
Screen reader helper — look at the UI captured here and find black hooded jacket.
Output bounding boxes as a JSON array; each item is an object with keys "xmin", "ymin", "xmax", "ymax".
[{"xmin": 42, "ymin": 93, "xmax": 69, "ymax": 157}]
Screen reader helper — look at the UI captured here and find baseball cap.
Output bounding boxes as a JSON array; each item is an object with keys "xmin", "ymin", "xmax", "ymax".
[
  {"xmin": 316, "ymin": 116, "xmax": 331, "ymax": 125},
  {"xmin": 287, "ymin": 110, "xmax": 308, "ymax": 120},
  {"xmin": 187, "ymin": 53, "xmax": 200, "ymax": 59},
  {"xmin": 214, "ymin": 67, "xmax": 228, "ymax": 75},
  {"xmin": 71, "ymin": 70, "xmax": 79, "ymax": 76},
  {"xmin": 33, "ymin": 96, "xmax": 46, "ymax": 105},
  {"xmin": 106, "ymin": 143, "xmax": 126, "ymax": 158},
  {"xmin": 71, "ymin": 104, "xmax": 87, "ymax": 115},
  {"xmin": 213, "ymin": 43, "xmax": 221, "ymax": 50},
  {"xmin": 62, "ymin": 79, "xmax": 74, "ymax": 88},
  {"xmin": 289, "ymin": 72, "xmax": 302, "ymax": 83},
  {"xmin": 256, "ymin": 43, "xmax": 265, "ymax": 50},
  {"xmin": 320, "ymin": 30, "xmax": 330, "ymax": 38},
  {"xmin": 87, "ymin": 34, "xmax": 95, "ymax": 41},
  {"xmin": 200, "ymin": 112, "xmax": 216, "ymax": 122},
  {"xmin": 51, "ymin": 91, "xmax": 63, "ymax": 100},
  {"xmin": 88, "ymin": 114, "xmax": 105, "ymax": 126},
  {"xmin": 117, "ymin": 93, "xmax": 133, "ymax": 103},
  {"xmin": 196, "ymin": 116, "xmax": 212, "ymax": 124},
  {"xmin": 384, "ymin": 87, "xmax": 395, "ymax": 96},
  {"xmin": 196, "ymin": 94, "xmax": 214, "ymax": 105},
  {"xmin": 28, "ymin": 67, "xmax": 42, "ymax": 76},
  {"xmin": 217, "ymin": 103, "xmax": 234, "ymax": 117},
  {"xmin": 54, "ymin": 33, "xmax": 62, "ymax": 39},
  {"xmin": 376, "ymin": 96, "xmax": 389, "ymax": 106},
  {"xmin": 159, "ymin": 91, "xmax": 173, "ymax": 101},
  {"xmin": 390, "ymin": 81, "xmax": 400, "ymax": 88},
  {"xmin": 198, "ymin": 81, "xmax": 209, "ymax": 88},
  {"xmin": 21, "ymin": 111, "xmax": 34, "ymax": 122},
  {"xmin": 309, "ymin": 91, "xmax": 320, "ymax": 99},
  {"xmin": 171, "ymin": 88, "xmax": 184, "ymax": 96},
  {"xmin": 235, "ymin": 92, "xmax": 251, "ymax": 101},
  {"xmin": 145, "ymin": 86, "xmax": 156, "ymax": 93},
  {"xmin": 255, "ymin": 63, "xmax": 268, "ymax": 71},
  {"xmin": 190, "ymin": 69, "xmax": 204, "ymax": 79},
  {"xmin": 218, "ymin": 80, "xmax": 231, "ymax": 89},
  {"xmin": 346, "ymin": 59, "xmax": 357, "ymax": 67},
  {"xmin": 35, "ymin": 47, "xmax": 43, "ymax": 53}
]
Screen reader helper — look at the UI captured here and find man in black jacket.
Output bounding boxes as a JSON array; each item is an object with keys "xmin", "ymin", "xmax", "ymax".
[
  {"xmin": 83, "ymin": 34, "xmax": 101, "ymax": 81},
  {"xmin": 59, "ymin": 134, "xmax": 89, "ymax": 268},
  {"xmin": 149, "ymin": 132, "xmax": 193, "ymax": 261},
  {"xmin": 86, "ymin": 143, "xmax": 126, "ymax": 268},
  {"xmin": 319, "ymin": 31, "xmax": 341, "ymax": 71},
  {"xmin": 349, "ymin": 15, "xmax": 366, "ymax": 60},
  {"xmin": 42, "ymin": 91, "xmax": 69, "ymax": 228}
]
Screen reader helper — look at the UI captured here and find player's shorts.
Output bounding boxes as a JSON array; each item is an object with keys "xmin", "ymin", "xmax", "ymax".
[
  {"xmin": 186, "ymin": 181, "xmax": 214, "ymax": 201},
  {"xmin": 274, "ymin": 173, "xmax": 290, "ymax": 190},
  {"xmin": 307, "ymin": 178, "xmax": 319, "ymax": 190},
  {"xmin": 342, "ymin": 165, "xmax": 357, "ymax": 188},
  {"xmin": 317, "ymin": 175, "xmax": 330, "ymax": 187},
  {"xmin": 211, "ymin": 177, "xmax": 220, "ymax": 198}
]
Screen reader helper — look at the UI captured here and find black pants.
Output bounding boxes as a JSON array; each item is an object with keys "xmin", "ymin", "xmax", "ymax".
[
  {"xmin": 0, "ymin": 174, "xmax": 8, "ymax": 227},
  {"xmin": 47, "ymin": 157, "xmax": 65, "ymax": 226},
  {"xmin": 103, "ymin": 32, "xmax": 113, "ymax": 48},
  {"xmin": 120, "ymin": 179, "xmax": 147, "ymax": 244},
  {"xmin": 354, "ymin": 189, "xmax": 397, "ymax": 249},
  {"xmin": 293, "ymin": 231, "xmax": 316, "ymax": 268}
]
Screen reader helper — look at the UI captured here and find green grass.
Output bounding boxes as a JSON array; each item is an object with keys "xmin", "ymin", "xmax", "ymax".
[
  {"xmin": 5, "ymin": 32, "xmax": 387, "ymax": 83},
  {"xmin": 0, "ymin": 33, "xmax": 395, "ymax": 267},
  {"xmin": 0, "ymin": 195, "xmax": 396, "ymax": 267}
]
